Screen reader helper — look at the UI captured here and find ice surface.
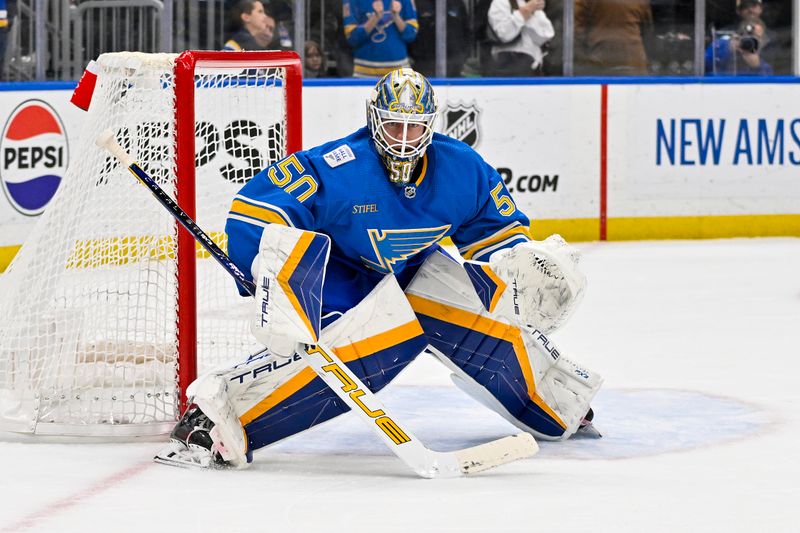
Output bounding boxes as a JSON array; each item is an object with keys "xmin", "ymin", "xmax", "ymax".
[{"xmin": 1, "ymin": 238, "xmax": 798, "ymax": 533}]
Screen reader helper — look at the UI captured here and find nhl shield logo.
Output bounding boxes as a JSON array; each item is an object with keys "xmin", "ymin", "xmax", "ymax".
[
  {"xmin": 442, "ymin": 101, "xmax": 481, "ymax": 148},
  {"xmin": 404, "ymin": 185, "xmax": 416, "ymax": 199}
]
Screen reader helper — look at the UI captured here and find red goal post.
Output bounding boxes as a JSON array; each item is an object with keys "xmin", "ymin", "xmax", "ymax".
[
  {"xmin": 0, "ymin": 50, "xmax": 302, "ymax": 438},
  {"xmin": 173, "ymin": 51, "xmax": 303, "ymax": 415}
]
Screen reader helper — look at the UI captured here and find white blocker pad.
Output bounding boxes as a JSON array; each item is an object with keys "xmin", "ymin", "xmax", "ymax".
[
  {"xmin": 463, "ymin": 234, "xmax": 587, "ymax": 334},
  {"xmin": 193, "ymin": 274, "xmax": 427, "ymax": 452},
  {"xmin": 405, "ymin": 250, "xmax": 602, "ymax": 440},
  {"xmin": 251, "ymin": 225, "xmax": 331, "ymax": 352}
]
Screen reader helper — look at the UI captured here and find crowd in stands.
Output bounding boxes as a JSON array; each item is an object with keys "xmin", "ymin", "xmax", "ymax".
[
  {"xmin": 0, "ymin": 0, "xmax": 793, "ymax": 81},
  {"xmin": 217, "ymin": 0, "xmax": 792, "ymax": 78}
]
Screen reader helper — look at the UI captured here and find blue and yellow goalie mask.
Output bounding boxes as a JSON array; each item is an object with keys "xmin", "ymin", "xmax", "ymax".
[{"xmin": 367, "ymin": 68, "xmax": 438, "ymax": 185}]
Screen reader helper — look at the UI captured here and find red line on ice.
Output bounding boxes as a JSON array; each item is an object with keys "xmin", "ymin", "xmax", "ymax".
[{"xmin": 0, "ymin": 461, "xmax": 153, "ymax": 532}]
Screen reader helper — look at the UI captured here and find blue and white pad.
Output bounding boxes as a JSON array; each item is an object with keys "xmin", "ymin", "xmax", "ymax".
[
  {"xmin": 406, "ymin": 250, "xmax": 602, "ymax": 441},
  {"xmin": 251, "ymin": 225, "xmax": 330, "ymax": 354},
  {"xmin": 231, "ymin": 275, "xmax": 427, "ymax": 451}
]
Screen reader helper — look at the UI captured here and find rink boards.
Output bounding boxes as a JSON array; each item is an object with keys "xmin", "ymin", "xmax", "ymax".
[{"xmin": 1, "ymin": 78, "xmax": 799, "ymax": 270}]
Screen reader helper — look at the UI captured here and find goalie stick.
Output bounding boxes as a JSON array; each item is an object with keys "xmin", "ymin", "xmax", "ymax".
[{"xmin": 95, "ymin": 129, "xmax": 538, "ymax": 478}]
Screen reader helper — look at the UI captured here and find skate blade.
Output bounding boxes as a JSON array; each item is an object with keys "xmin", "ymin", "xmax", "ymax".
[
  {"xmin": 153, "ymin": 442, "xmax": 227, "ymax": 470},
  {"xmin": 574, "ymin": 422, "xmax": 603, "ymax": 439}
]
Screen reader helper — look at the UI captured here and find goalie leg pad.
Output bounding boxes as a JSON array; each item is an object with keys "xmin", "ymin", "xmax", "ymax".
[
  {"xmin": 236, "ymin": 276, "xmax": 428, "ymax": 451},
  {"xmin": 406, "ymin": 250, "xmax": 602, "ymax": 440}
]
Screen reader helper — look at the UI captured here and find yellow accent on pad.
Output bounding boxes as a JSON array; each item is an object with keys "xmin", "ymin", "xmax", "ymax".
[
  {"xmin": 230, "ymin": 199, "xmax": 290, "ymax": 226},
  {"xmin": 333, "ymin": 320, "xmax": 424, "ymax": 362},
  {"xmin": 460, "ymin": 226, "xmax": 530, "ymax": 260},
  {"xmin": 277, "ymin": 232, "xmax": 318, "ymax": 342},
  {"xmin": 239, "ymin": 367, "xmax": 317, "ymax": 426},
  {"xmin": 238, "ymin": 319, "xmax": 423, "ymax": 426},
  {"xmin": 480, "ymin": 264, "xmax": 506, "ymax": 314},
  {"xmin": 406, "ymin": 294, "xmax": 567, "ymax": 430}
]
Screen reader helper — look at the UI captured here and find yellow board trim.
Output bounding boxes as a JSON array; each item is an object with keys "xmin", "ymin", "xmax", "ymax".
[
  {"xmin": 239, "ymin": 318, "xmax": 423, "ymax": 426},
  {"xmin": 2, "ymin": 215, "xmax": 798, "ymax": 273},
  {"xmin": 607, "ymin": 214, "xmax": 800, "ymax": 240},
  {"xmin": 406, "ymin": 294, "xmax": 566, "ymax": 429},
  {"xmin": 277, "ymin": 232, "xmax": 318, "ymax": 342}
]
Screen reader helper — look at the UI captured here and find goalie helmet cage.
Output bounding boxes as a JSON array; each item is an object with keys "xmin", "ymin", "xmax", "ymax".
[{"xmin": 0, "ymin": 51, "xmax": 302, "ymax": 438}]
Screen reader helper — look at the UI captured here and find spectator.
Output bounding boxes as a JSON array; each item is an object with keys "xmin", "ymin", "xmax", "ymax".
[
  {"xmin": 721, "ymin": 1, "xmax": 785, "ymax": 74},
  {"xmin": 408, "ymin": 0, "xmax": 470, "ymax": 78},
  {"xmin": 0, "ymin": 1, "xmax": 17, "ymax": 79},
  {"xmin": 737, "ymin": 0, "xmax": 763, "ymax": 19},
  {"xmin": 574, "ymin": 0, "xmax": 654, "ymax": 76},
  {"xmin": 304, "ymin": 40, "xmax": 329, "ymax": 78},
  {"xmin": 223, "ymin": 0, "xmax": 277, "ymax": 51},
  {"xmin": 487, "ymin": 0, "xmax": 554, "ymax": 76},
  {"xmin": 705, "ymin": 16, "xmax": 773, "ymax": 75},
  {"xmin": 265, "ymin": 0, "xmax": 295, "ymax": 50},
  {"xmin": 343, "ymin": 0, "xmax": 419, "ymax": 78}
]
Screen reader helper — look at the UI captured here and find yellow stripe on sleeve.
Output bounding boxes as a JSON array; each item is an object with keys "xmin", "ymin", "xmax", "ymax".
[
  {"xmin": 229, "ymin": 199, "xmax": 290, "ymax": 226},
  {"xmin": 460, "ymin": 226, "xmax": 530, "ymax": 260}
]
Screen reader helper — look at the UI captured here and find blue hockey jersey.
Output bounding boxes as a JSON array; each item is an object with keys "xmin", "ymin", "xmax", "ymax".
[{"xmin": 225, "ymin": 127, "xmax": 530, "ymax": 317}]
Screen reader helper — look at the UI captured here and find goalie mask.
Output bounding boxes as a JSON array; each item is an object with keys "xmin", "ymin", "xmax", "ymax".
[{"xmin": 367, "ymin": 68, "xmax": 438, "ymax": 185}]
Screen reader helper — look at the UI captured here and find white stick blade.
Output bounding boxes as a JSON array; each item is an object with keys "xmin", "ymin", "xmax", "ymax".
[{"xmin": 456, "ymin": 433, "xmax": 538, "ymax": 475}]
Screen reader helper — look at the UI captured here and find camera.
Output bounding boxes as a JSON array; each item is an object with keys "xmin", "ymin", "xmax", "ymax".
[{"xmin": 739, "ymin": 24, "xmax": 760, "ymax": 53}]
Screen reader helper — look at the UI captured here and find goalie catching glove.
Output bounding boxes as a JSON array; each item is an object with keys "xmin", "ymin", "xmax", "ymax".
[
  {"xmin": 465, "ymin": 234, "xmax": 587, "ymax": 334},
  {"xmin": 250, "ymin": 224, "xmax": 331, "ymax": 357}
]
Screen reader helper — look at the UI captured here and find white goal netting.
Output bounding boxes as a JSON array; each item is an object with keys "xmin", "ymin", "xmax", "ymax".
[{"xmin": 0, "ymin": 52, "xmax": 297, "ymax": 437}]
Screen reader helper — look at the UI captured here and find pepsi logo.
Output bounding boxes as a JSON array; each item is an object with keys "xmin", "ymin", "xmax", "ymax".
[{"xmin": 1, "ymin": 100, "xmax": 69, "ymax": 216}]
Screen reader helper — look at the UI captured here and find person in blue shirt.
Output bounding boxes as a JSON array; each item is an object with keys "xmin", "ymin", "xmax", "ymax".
[
  {"xmin": 158, "ymin": 68, "xmax": 600, "ymax": 469},
  {"xmin": 343, "ymin": 0, "xmax": 419, "ymax": 77},
  {"xmin": 705, "ymin": 17, "xmax": 773, "ymax": 76}
]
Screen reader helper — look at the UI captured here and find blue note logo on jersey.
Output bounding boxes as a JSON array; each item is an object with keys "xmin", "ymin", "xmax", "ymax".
[
  {"xmin": 362, "ymin": 225, "xmax": 451, "ymax": 274},
  {"xmin": 1, "ymin": 100, "xmax": 69, "ymax": 216}
]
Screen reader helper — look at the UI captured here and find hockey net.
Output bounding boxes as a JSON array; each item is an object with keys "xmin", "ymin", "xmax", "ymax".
[{"xmin": 0, "ymin": 51, "xmax": 302, "ymax": 437}]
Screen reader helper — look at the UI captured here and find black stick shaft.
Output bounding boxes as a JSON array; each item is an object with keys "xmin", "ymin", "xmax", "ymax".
[{"xmin": 127, "ymin": 164, "xmax": 257, "ymax": 296}]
